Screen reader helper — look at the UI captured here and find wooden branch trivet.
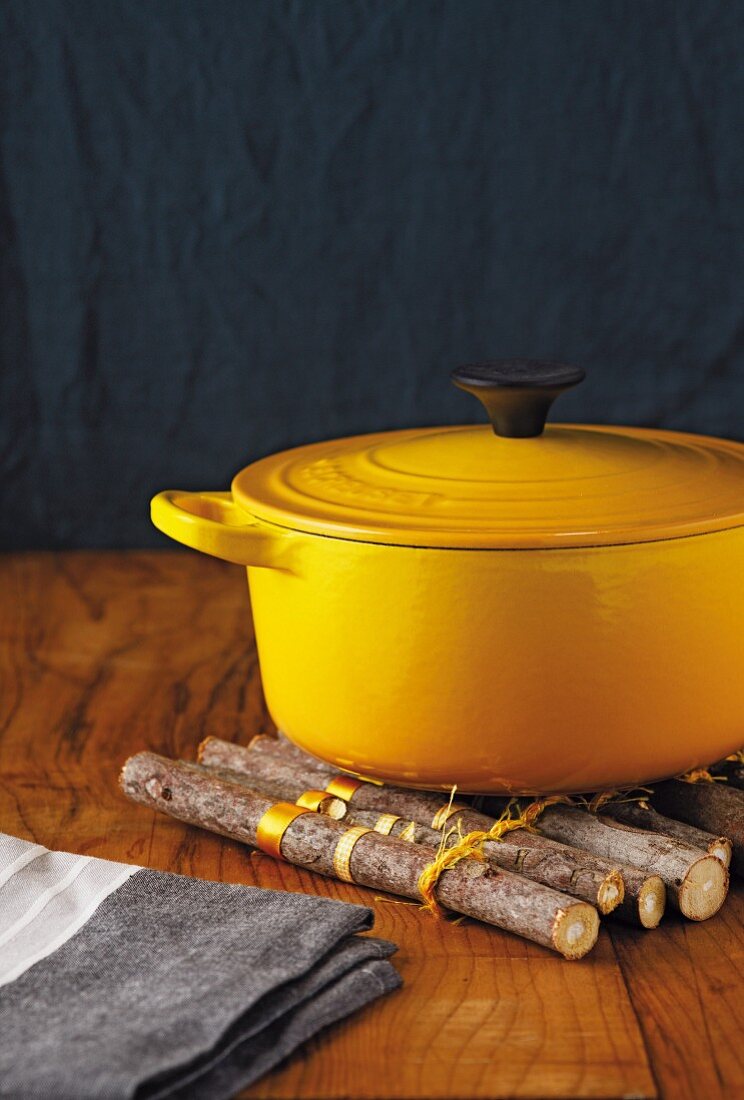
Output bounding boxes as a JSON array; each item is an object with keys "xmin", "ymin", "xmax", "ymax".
[
  {"xmin": 198, "ymin": 737, "xmax": 494, "ymax": 833},
  {"xmin": 345, "ymin": 808, "xmax": 624, "ymax": 914},
  {"xmin": 120, "ymin": 752, "xmax": 599, "ymax": 959},
  {"xmin": 599, "ymin": 801, "xmax": 732, "ymax": 867},
  {"xmin": 200, "ymin": 738, "xmax": 670, "ymax": 925},
  {"xmin": 198, "ymin": 737, "xmax": 721, "ymax": 926},
  {"xmin": 650, "ymin": 780, "xmax": 744, "ymax": 877},
  {"xmin": 535, "ymin": 806, "xmax": 728, "ymax": 920}
]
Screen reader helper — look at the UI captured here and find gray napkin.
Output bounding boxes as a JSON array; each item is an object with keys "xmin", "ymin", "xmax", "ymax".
[{"xmin": 0, "ymin": 833, "xmax": 401, "ymax": 1100}]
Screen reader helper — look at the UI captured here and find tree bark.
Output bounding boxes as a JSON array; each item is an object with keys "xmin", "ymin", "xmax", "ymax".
[
  {"xmin": 651, "ymin": 780, "xmax": 744, "ymax": 877},
  {"xmin": 253, "ymin": 733, "xmax": 337, "ymax": 774},
  {"xmin": 345, "ymin": 808, "xmax": 624, "ymax": 914},
  {"xmin": 120, "ymin": 752, "xmax": 599, "ymax": 959},
  {"xmin": 198, "ymin": 737, "xmax": 493, "ymax": 834},
  {"xmin": 190, "ymin": 758, "xmax": 347, "ymax": 819},
  {"xmin": 535, "ymin": 806, "xmax": 728, "ymax": 920},
  {"xmin": 599, "ymin": 801, "xmax": 732, "ymax": 867}
]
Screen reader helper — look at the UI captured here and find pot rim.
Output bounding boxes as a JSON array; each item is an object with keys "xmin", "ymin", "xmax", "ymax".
[{"xmin": 237, "ymin": 502, "xmax": 744, "ymax": 553}]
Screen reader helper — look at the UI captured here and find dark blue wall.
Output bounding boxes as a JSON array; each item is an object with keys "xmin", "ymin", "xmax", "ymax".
[{"xmin": 1, "ymin": 0, "xmax": 743, "ymax": 548}]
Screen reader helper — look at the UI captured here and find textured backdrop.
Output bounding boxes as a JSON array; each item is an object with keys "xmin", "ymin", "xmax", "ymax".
[{"xmin": 1, "ymin": 0, "xmax": 743, "ymax": 548}]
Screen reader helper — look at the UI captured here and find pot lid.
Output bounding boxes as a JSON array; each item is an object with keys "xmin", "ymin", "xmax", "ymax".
[{"xmin": 232, "ymin": 360, "xmax": 744, "ymax": 549}]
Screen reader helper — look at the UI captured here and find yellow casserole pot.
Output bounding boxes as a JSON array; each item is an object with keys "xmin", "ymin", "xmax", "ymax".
[{"xmin": 151, "ymin": 360, "xmax": 744, "ymax": 793}]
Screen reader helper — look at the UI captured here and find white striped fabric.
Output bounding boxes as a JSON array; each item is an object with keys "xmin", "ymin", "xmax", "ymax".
[{"xmin": 0, "ymin": 832, "xmax": 139, "ymax": 988}]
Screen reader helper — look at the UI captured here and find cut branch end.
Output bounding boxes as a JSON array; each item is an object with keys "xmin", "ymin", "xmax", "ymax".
[
  {"xmin": 596, "ymin": 869, "xmax": 624, "ymax": 915},
  {"xmin": 677, "ymin": 854, "xmax": 728, "ymax": 921},
  {"xmin": 552, "ymin": 903, "xmax": 600, "ymax": 960}
]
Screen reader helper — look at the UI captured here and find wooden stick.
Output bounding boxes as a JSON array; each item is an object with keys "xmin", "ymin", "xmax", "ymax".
[
  {"xmin": 189, "ymin": 759, "xmax": 348, "ymax": 819},
  {"xmin": 599, "ymin": 801, "xmax": 732, "ymax": 868},
  {"xmin": 710, "ymin": 760, "xmax": 744, "ymax": 792},
  {"xmin": 120, "ymin": 752, "xmax": 599, "ymax": 959},
  {"xmin": 650, "ymin": 780, "xmax": 744, "ymax": 877},
  {"xmin": 535, "ymin": 806, "xmax": 728, "ymax": 920},
  {"xmin": 345, "ymin": 808, "xmax": 624, "ymax": 915},
  {"xmin": 253, "ymin": 733, "xmax": 336, "ymax": 774},
  {"xmin": 198, "ymin": 737, "xmax": 494, "ymax": 834},
  {"xmin": 614, "ymin": 865, "xmax": 666, "ymax": 930}
]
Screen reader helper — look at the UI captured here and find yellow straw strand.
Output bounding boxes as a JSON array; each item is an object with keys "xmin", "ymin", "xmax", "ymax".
[
  {"xmin": 430, "ymin": 784, "xmax": 463, "ymax": 830},
  {"xmin": 581, "ymin": 786, "xmax": 653, "ymax": 812},
  {"xmin": 678, "ymin": 767, "xmax": 727, "ymax": 784}
]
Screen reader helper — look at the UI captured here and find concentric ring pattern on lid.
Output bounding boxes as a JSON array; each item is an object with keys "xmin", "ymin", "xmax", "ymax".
[
  {"xmin": 231, "ymin": 361, "xmax": 744, "ymax": 549},
  {"xmin": 231, "ymin": 424, "xmax": 744, "ymax": 549}
]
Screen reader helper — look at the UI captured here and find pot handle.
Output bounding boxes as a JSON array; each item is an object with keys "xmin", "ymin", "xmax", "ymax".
[
  {"xmin": 151, "ymin": 490, "xmax": 293, "ymax": 569},
  {"xmin": 451, "ymin": 359, "xmax": 585, "ymax": 438}
]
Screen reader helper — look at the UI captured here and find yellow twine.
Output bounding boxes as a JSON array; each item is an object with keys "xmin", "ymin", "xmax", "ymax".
[
  {"xmin": 725, "ymin": 748, "xmax": 744, "ymax": 764},
  {"xmin": 416, "ymin": 829, "xmax": 485, "ymax": 917},
  {"xmin": 518, "ymin": 794, "xmax": 572, "ymax": 825},
  {"xmin": 412, "ymin": 773, "xmax": 704, "ymax": 920},
  {"xmin": 416, "ymin": 798, "xmax": 556, "ymax": 918}
]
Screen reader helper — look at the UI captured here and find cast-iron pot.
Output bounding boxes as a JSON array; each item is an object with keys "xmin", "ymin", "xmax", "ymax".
[{"xmin": 151, "ymin": 361, "xmax": 744, "ymax": 793}]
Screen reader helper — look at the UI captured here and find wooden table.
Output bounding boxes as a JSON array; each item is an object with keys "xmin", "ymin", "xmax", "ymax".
[{"xmin": 1, "ymin": 551, "xmax": 742, "ymax": 1100}]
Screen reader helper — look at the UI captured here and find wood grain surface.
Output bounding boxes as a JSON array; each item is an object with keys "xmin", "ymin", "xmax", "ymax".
[{"xmin": 1, "ymin": 551, "xmax": 742, "ymax": 1100}]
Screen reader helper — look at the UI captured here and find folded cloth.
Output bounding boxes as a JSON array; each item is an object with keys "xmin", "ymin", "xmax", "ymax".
[{"xmin": 0, "ymin": 832, "xmax": 401, "ymax": 1099}]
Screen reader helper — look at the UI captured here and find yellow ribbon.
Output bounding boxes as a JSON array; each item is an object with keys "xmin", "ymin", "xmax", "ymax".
[
  {"xmin": 325, "ymin": 775, "xmax": 363, "ymax": 801},
  {"xmin": 372, "ymin": 813, "xmax": 401, "ymax": 836},
  {"xmin": 333, "ymin": 826, "xmax": 371, "ymax": 882},
  {"xmin": 255, "ymin": 803, "xmax": 311, "ymax": 861},
  {"xmin": 296, "ymin": 789, "xmax": 337, "ymax": 812}
]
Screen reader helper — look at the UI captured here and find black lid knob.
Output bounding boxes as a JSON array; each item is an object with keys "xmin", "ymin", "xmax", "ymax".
[{"xmin": 451, "ymin": 358, "xmax": 585, "ymax": 438}]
